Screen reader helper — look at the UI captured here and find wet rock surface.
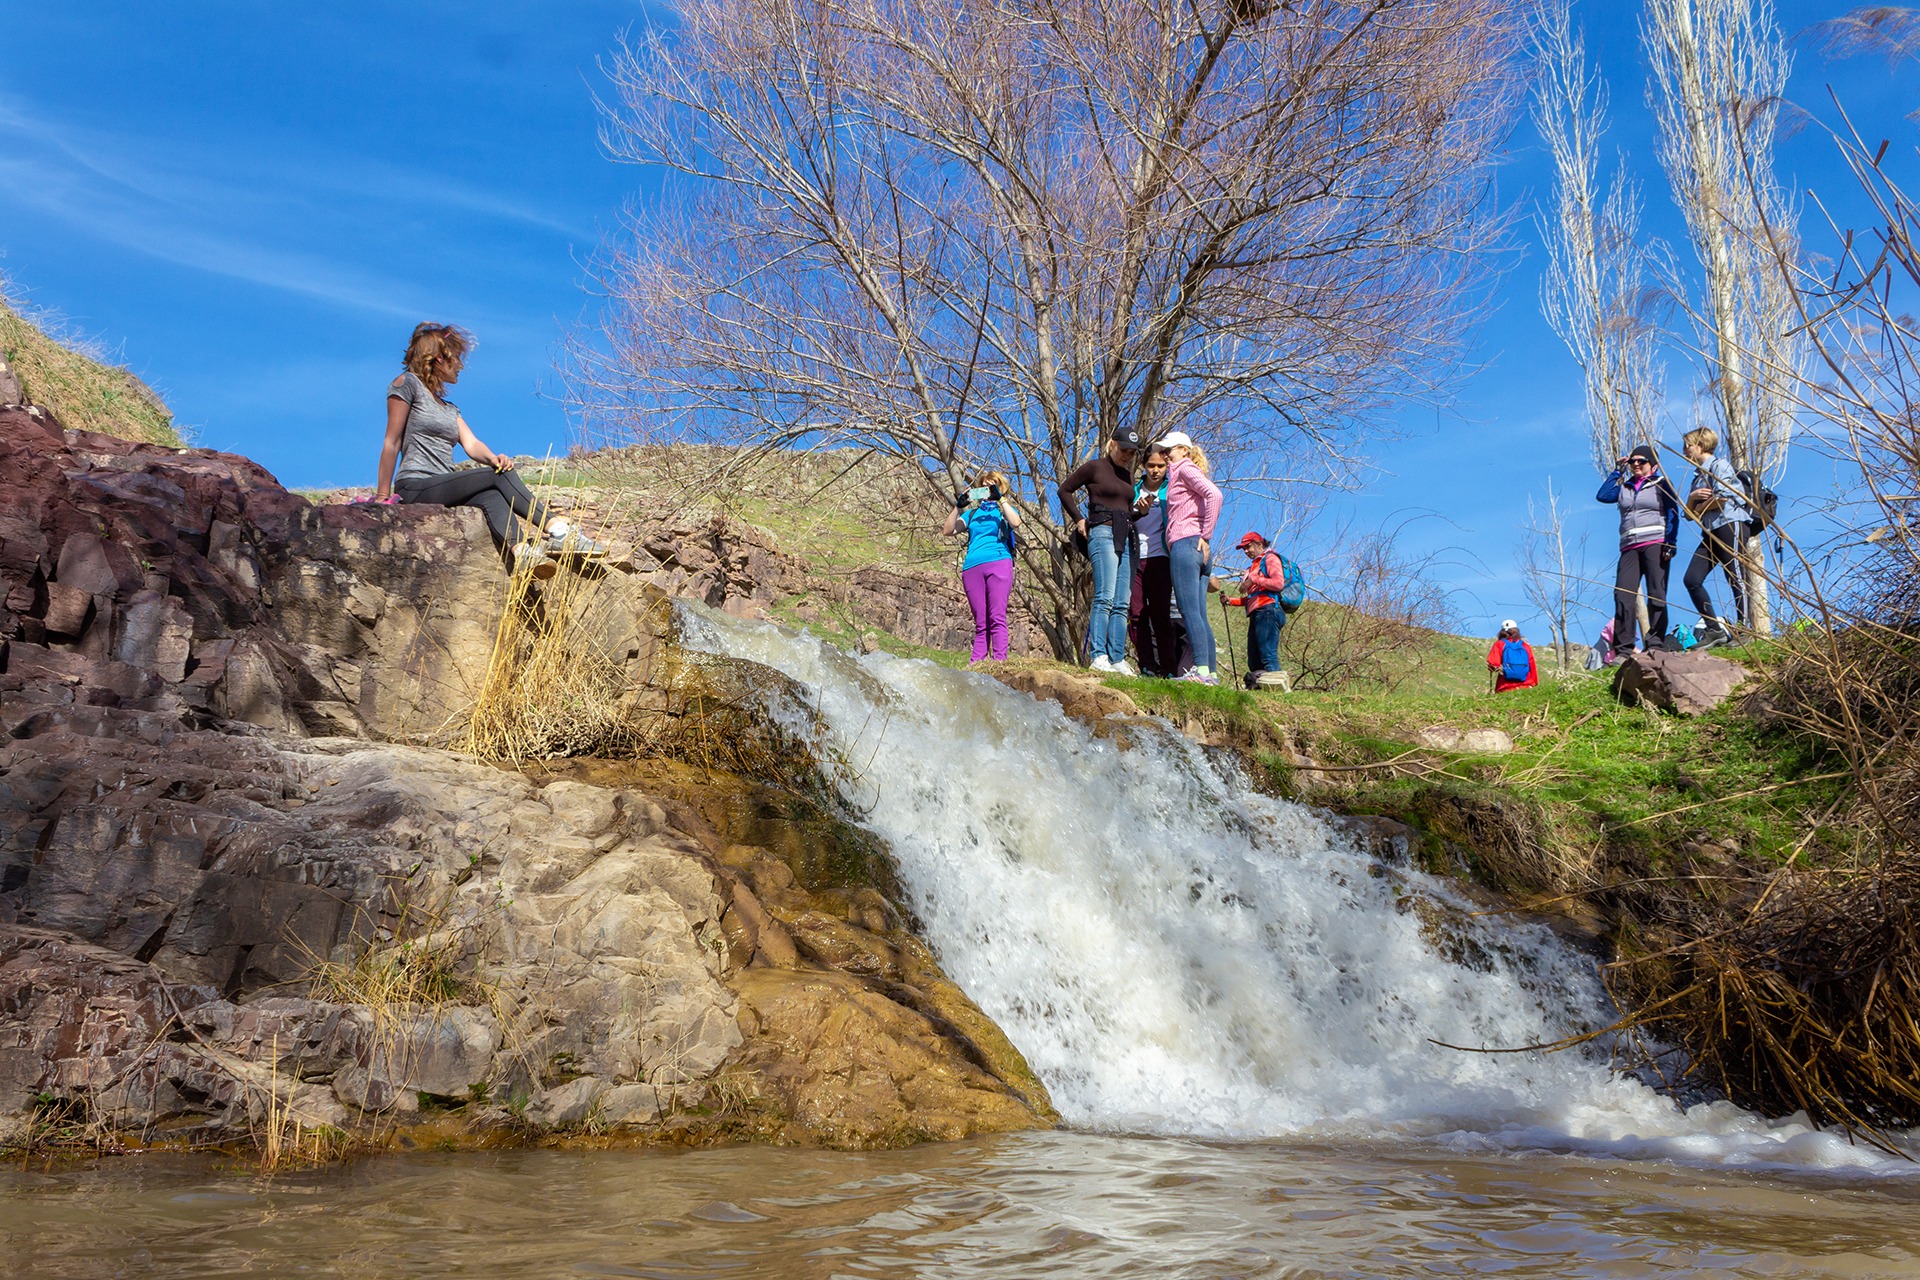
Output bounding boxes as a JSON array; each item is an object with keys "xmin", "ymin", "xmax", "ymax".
[{"xmin": 0, "ymin": 422, "xmax": 1054, "ymax": 1150}]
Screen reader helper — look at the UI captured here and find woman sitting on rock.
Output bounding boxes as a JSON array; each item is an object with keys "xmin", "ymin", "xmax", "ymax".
[
  {"xmin": 373, "ymin": 322, "xmax": 605, "ymax": 579},
  {"xmin": 943, "ymin": 470, "xmax": 1023, "ymax": 662}
]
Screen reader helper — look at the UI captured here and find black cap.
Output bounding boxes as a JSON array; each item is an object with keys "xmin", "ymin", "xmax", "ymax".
[
  {"xmin": 1629, "ymin": 444, "xmax": 1659, "ymax": 466},
  {"xmin": 1112, "ymin": 425, "xmax": 1142, "ymax": 450}
]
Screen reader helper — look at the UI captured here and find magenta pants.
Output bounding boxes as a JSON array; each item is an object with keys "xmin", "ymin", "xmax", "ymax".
[{"xmin": 961, "ymin": 558, "xmax": 1014, "ymax": 661}]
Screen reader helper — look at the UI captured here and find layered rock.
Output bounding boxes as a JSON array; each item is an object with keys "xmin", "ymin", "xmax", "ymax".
[
  {"xmin": 0, "ymin": 420, "xmax": 1054, "ymax": 1149},
  {"xmin": 1613, "ymin": 648, "xmax": 1753, "ymax": 717}
]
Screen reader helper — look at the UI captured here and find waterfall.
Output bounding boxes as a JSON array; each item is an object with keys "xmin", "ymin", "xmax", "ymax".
[{"xmin": 684, "ymin": 609, "xmax": 1913, "ymax": 1172}]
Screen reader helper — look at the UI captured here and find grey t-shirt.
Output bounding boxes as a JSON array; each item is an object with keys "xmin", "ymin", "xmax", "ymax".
[{"xmin": 390, "ymin": 370, "xmax": 462, "ymax": 482}]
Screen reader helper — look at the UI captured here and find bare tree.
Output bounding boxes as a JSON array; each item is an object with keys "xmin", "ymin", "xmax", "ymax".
[
  {"xmin": 1516, "ymin": 479, "xmax": 1595, "ymax": 664},
  {"xmin": 577, "ymin": 0, "xmax": 1527, "ymax": 657},
  {"xmin": 1281, "ymin": 519, "xmax": 1461, "ymax": 691},
  {"xmin": 1533, "ymin": 0, "xmax": 1666, "ymax": 473},
  {"xmin": 1643, "ymin": 0, "xmax": 1807, "ymax": 634}
]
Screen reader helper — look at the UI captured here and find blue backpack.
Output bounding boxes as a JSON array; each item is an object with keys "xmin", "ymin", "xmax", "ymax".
[
  {"xmin": 1499, "ymin": 639, "xmax": 1531, "ymax": 682},
  {"xmin": 1668, "ymin": 623, "xmax": 1697, "ymax": 651},
  {"xmin": 1262, "ymin": 552, "xmax": 1308, "ymax": 611}
]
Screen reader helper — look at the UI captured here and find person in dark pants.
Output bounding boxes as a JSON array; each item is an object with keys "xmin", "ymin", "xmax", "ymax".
[
  {"xmin": 1596, "ymin": 443, "xmax": 1680, "ymax": 654},
  {"xmin": 1679, "ymin": 426, "xmax": 1751, "ymax": 644},
  {"xmin": 374, "ymin": 322, "xmax": 605, "ymax": 578},
  {"xmin": 1127, "ymin": 446, "xmax": 1185, "ymax": 677},
  {"xmin": 1233, "ymin": 531, "xmax": 1289, "ymax": 680}
]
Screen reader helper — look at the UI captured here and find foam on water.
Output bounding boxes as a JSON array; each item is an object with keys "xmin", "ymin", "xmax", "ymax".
[{"xmin": 686, "ymin": 609, "xmax": 1917, "ymax": 1173}]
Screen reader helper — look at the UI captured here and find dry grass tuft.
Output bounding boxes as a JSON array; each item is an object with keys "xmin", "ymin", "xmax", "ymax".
[
  {"xmin": 456, "ymin": 548, "xmax": 659, "ymax": 763},
  {"xmin": 0, "ymin": 288, "xmax": 180, "ymax": 445}
]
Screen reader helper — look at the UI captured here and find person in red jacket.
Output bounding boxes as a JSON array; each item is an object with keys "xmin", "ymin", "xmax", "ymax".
[
  {"xmin": 1487, "ymin": 620, "xmax": 1538, "ymax": 692},
  {"xmin": 1234, "ymin": 532, "xmax": 1291, "ymax": 680}
]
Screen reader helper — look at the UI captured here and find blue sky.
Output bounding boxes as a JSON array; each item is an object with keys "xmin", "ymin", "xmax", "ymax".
[{"xmin": 0, "ymin": 1, "xmax": 1911, "ymax": 638}]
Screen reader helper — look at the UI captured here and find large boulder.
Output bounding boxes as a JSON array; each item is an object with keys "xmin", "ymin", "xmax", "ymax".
[
  {"xmin": 1613, "ymin": 648, "xmax": 1752, "ymax": 717},
  {"xmin": 0, "ymin": 421, "xmax": 519, "ymax": 742},
  {"xmin": 0, "ymin": 716, "xmax": 1054, "ymax": 1144}
]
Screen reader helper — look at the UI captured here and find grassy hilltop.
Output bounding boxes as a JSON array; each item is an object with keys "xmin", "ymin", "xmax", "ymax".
[
  {"xmin": 513, "ymin": 445, "xmax": 1836, "ymax": 895},
  {"xmin": 0, "ymin": 291, "xmax": 180, "ymax": 446}
]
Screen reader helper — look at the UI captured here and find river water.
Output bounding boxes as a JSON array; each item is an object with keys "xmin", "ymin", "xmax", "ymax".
[
  {"xmin": 13, "ymin": 612, "xmax": 1920, "ymax": 1274},
  {"xmin": 4, "ymin": 1133, "xmax": 1919, "ymax": 1277}
]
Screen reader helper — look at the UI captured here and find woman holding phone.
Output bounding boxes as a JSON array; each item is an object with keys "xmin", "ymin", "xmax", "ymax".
[{"xmin": 944, "ymin": 470, "xmax": 1023, "ymax": 662}]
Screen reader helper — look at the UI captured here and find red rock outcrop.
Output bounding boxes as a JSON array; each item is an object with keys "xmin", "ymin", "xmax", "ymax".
[{"xmin": 0, "ymin": 418, "xmax": 1055, "ymax": 1149}]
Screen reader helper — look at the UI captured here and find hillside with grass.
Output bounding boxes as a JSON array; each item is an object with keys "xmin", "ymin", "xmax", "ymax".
[{"xmin": 0, "ymin": 290, "xmax": 179, "ymax": 446}]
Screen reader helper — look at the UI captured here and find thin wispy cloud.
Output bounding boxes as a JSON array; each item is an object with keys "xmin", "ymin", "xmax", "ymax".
[{"xmin": 0, "ymin": 93, "xmax": 590, "ymax": 322}]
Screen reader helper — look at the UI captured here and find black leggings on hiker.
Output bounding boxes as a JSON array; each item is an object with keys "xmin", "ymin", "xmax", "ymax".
[
  {"xmin": 1613, "ymin": 544, "xmax": 1669, "ymax": 653},
  {"xmin": 395, "ymin": 468, "xmax": 551, "ymax": 546},
  {"xmin": 1683, "ymin": 521, "xmax": 1749, "ymax": 628}
]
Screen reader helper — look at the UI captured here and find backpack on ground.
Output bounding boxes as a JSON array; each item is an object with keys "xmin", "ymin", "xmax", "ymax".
[
  {"xmin": 1735, "ymin": 468, "xmax": 1779, "ymax": 535},
  {"xmin": 1271, "ymin": 553, "xmax": 1308, "ymax": 611},
  {"xmin": 1668, "ymin": 622, "xmax": 1698, "ymax": 651},
  {"xmin": 1499, "ymin": 639, "xmax": 1531, "ymax": 682}
]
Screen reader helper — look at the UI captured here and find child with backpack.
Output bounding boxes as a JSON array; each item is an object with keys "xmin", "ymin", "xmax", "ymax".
[
  {"xmin": 1231, "ymin": 532, "xmax": 1304, "ymax": 686},
  {"xmin": 1488, "ymin": 620, "xmax": 1538, "ymax": 692}
]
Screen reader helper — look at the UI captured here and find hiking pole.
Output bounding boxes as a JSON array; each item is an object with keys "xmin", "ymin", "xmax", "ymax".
[{"xmin": 1220, "ymin": 586, "xmax": 1240, "ymax": 686}]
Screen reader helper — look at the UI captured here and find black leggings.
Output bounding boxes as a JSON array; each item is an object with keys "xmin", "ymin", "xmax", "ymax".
[
  {"xmin": 396, "ymin": 468, "xmax": 551, "ymax": 547},
  {"xmin": 1614, "ymin": 544, "xmax": 1669, "ymax": 653},
  {"xmin": 1683, "ymin": 521, "xmax": 1749, "ymax": 627}
]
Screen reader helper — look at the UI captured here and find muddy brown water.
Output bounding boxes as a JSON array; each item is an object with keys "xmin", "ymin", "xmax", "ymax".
[{"xmin": 3, "ymin": 1132, "xmax": 1918, "ymax": 1278}]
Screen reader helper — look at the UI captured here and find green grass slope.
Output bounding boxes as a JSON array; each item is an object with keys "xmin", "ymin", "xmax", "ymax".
[{"xmin": 0, "ymin": 293, "xmax": 180, "ymax": 446}]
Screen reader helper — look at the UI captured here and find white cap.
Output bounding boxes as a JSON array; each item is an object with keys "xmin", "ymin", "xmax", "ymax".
[
  {"xmin": 1500, "ymin": 619, "xmax": 1519, "ymax": 633},
  {"xmin": 1157, "ymin": 431, "xmax": 1194, "ymax": 449}
]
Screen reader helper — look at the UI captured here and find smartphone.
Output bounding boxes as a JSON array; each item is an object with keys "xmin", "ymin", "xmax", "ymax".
[{"xmin": 968, "ymin": 486, "xmax": 994, "ymax": 504}]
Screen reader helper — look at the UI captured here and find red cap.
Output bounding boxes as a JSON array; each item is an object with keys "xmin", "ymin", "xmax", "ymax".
[{"xmin": 1237, "ymin": 531, "xmax": 1268, "ymax": 551}]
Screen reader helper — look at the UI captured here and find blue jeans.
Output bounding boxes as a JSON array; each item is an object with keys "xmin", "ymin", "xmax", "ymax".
[
  {"xmin": 1247, "ymin": 603, "xmax": 1284, "ymax": 672},
  {"xmin": 1169, "ymin": 535, "xmax": 1215, "ymax": 673},
  {"xmin": 1086, "ymin": 523, "xmax": 1134, "ymax": 664}
]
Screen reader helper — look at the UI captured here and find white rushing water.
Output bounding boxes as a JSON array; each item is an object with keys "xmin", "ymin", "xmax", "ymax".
[{"xmin": 684, "ymin": 609, "xmax": 1916, "ymax": 1174}]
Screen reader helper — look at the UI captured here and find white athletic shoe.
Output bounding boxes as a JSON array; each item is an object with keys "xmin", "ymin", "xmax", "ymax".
[
  {"xmin": 546, "ymin": 527, "xmax": 609, "ymax": 558},
  {"xmin": 1089, "ymin": 655, "xmax": 1115, "ymax": 673},
  {"xmin": 1111, "ymin": 659, "xmax": 1137, "ymax": 677},
  {"xmin": 513, "ymin": 543, "xmax": 558, "ymax": 580}
]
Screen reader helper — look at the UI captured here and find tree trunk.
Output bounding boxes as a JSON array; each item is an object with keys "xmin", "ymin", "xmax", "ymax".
[{"xmin": 1742, "ymin": 531, "xmax": 1771, "ymax": 636}]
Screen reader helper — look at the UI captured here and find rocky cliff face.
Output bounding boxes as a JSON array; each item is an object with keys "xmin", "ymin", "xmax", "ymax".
[{"xmin": 0, "ymin": 415, "xmax": 1054, "ymax": 1151}]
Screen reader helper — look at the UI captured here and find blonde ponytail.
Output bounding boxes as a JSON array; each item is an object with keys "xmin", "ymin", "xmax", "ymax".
[{"xmin": 1185, "ymin": 443, "xmax": 1212, "ymax": 475}]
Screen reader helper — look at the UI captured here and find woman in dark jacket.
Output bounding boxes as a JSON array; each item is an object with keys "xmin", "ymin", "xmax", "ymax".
[
  {"xmin": 1596, "ymin": 443, "xmax": 1680, "ymax": 654},
  {"xmin": 1057, "ymin": 426, "xmax": 1142, "ymax": 673}
]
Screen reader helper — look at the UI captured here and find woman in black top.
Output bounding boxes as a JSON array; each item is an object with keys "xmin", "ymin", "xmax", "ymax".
[{"xmin": 1057, "ymin": 425, "xmax": 1142, "ymax": 673}]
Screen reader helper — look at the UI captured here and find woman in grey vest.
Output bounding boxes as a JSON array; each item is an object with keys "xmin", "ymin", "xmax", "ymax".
[
  {"xmin": 373, "ymin": 323, "xmax": 605, "ymax": 579},
  {"xmin": 1679, "ymin": 426, "xmax": 1752, "ymax": 643},
  {"xmin": 1596, "ymin": 443, "xmax": 1679, "ymax": 655}
]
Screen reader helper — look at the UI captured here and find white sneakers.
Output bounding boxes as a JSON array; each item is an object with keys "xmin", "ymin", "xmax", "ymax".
[
  {"xmin": 513, "ymin": 542, "xmax": 558, "ymax": 580},
  {"xmin": 1089, "ymin": 655, "xmax": 1138, "ymax": 677},
  {"xmin": 1111, "ymin": 659, "xmax": 1137, "ymax": 676},
  {"xmin": 1089, "ymin": 655, "xmax": 1115, "ymax": 673},
  {"xmin": 546, "ymin": 527, "xmax": 610, "ymax": 558}
]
